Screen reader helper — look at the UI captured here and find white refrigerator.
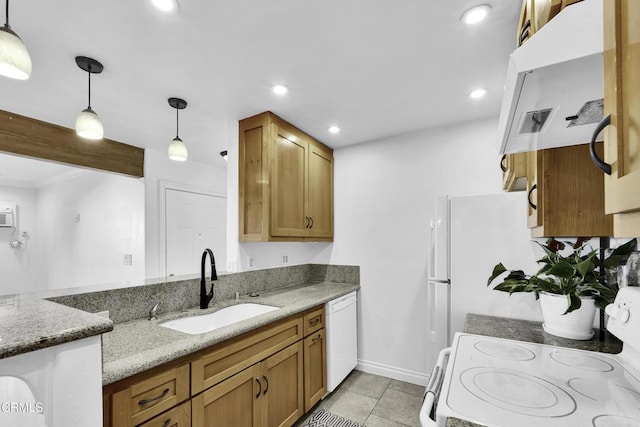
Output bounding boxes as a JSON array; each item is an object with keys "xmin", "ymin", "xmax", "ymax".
[{"xmin": 427, "ymin": 192, "xmax": 542, "ymax": 367}]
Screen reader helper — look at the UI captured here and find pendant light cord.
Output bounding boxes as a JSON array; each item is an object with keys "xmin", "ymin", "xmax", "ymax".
[
  {"xmin": 175, "ymin": 106, "xmax": 179, "ymax": 139},
  {"xmin": 5, "ymin": 0, "xmax": 10, "ymax": 27},
  {"xmin": 87, "ymin": 69, "xmax": 92, "ymax": 109}
]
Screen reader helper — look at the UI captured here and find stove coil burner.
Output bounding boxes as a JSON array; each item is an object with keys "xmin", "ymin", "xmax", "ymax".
[
  {"xmin": 474, "ymin": 340, "xmax": 536, "ymax": 361},
  {"xmin": 460, "ymin": 367, "xmax": 577, "ymax": 417},
  {"xmin": 592, "ymin": 415, "xmax": 640, "ymax": 426},
  {"xmin": 549, "ymin": 350, "xmax": 615, "ymax": 372}
]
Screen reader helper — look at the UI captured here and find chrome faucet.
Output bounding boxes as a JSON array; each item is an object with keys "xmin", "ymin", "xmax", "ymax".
[
  {"xmin": 200, "ymin": 248, "xmax": 218, "ymax": 309},
  {"xmin": 148, "ymin": 302, "xmax": 160, "ymax": 320}
]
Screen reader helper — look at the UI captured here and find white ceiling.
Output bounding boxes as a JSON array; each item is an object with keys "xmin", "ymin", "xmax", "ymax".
[{"xmin": 0, "ymin": 0, "xmax": 520, "ymax": 168}]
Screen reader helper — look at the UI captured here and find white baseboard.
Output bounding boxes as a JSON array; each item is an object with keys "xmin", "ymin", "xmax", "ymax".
[{"xmin": 356, "ymin": 359, "xmax": 429, "ymax": 386}]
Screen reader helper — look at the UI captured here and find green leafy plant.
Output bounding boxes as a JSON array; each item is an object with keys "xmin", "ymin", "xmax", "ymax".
[{"xmin": 487, "ymin": 237, "xmax": 637, "ymax": 314}]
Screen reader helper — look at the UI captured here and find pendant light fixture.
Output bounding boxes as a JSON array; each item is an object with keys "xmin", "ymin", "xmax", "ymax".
[
  {"xmin": 167, "ymin": 97, "xmax": 188, "ymax": 161},
  {"xmin": 0, "ymin": 0, "xmax": 32, "ymax": 80},
  {"xmin": 75, "ymin": 56, "xmax": 104, "ymax": 140}
]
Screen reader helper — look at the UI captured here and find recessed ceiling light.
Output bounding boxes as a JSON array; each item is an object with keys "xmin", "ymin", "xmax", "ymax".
[
  {"xmin": 468, "ymin": 88, "xmax": 487, "ymax": 99},
  {"xmin": 460, "ymin": 4, "xmax": 491, "ymax": 25},
  {"xmin": 328, "ymin": 126, "xmax": 340, "ymax": 134},
  {"xmin": 272, "ymin": 85, "xmax": 289, "ymax": 95},
  {"xmin": 151, "ymin": 0, "xmax": 179, "ymax": 13}
]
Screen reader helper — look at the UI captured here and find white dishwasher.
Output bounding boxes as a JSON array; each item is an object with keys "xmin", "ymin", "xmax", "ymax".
[{"xmin": 325, "ymin": 291, "xmax": 358, "ymax": 392}]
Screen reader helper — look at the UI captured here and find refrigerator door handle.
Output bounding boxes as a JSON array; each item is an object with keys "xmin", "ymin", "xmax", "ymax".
[{"xmin": 427, "ymin": 278, "xmax": 450, "ymax": 284}]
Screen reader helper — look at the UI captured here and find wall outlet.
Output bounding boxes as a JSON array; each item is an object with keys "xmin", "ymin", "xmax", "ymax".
[
  {"xmin": 123, "ymin": 254, "xmax": 133, "ymax": 266},
  {"xmin": 249, "ymin": 256, "xmax": 254, "ymax": 268},
  {"xmin": 281, "ymin": 254, "xmax": 289, "ymax": 265}
]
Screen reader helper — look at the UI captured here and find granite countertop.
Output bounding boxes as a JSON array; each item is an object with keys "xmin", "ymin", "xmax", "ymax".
[
  {"xmin": 102, "ymin": 281, "xmax": 358, "ymax": 385},
  {"xmin": 445, "ymin": 313, "xmax": 623, "ymax": 427},
  {"xmin": 464, "ymin": 313, "xmax": 622, "ymax": 353},
  {"xmin": 0, "ymin": 295, "xmax": 113, "ymax": 359}
]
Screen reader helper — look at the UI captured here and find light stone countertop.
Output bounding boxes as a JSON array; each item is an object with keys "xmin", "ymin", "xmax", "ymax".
[
  {"xmin": 102, "ymin": 281, "xmax": 359, "ymax": 385},
  {"xmin": 0, "ymin": 295, "xmax": 113, "ymax": 359}
]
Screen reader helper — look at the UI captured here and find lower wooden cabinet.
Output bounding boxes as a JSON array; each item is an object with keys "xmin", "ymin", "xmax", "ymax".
[
  {"xmin": 139, "ymin": 401, "xmax": 191, "ymax": 427},
  {"xmin": 104, "ymin": 306, "xmax": 327, "ymax": 427},
  {"xmin": 110, "ymin": 363, "xmax": 190, "ymax": 427},
  {"xmin": 303, "ymin": 329, "xmax": 327, "ymax": 411},
  {"xmin": 192, "ymin": 365, "xmax": 261, "ymax": 427},
  {"xmin": 192, "ymin": 342, "xmax": 304, "ymax": 427}
]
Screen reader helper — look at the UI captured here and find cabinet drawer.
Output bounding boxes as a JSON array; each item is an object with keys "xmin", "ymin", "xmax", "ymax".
[
  {"xmin": 303, "ymin": 306, "xmax": 324, "ymax": 337},
  {"xmin": 112, "ymin": 364, "xmax": 190, "ymax": 427},
  {"xmin": 138, "ymin": 400, "xmax": 191, "ymax": 427},
  {"xmin": 191, "ymin": 315, "xmax": 303, "ymax": 394}
]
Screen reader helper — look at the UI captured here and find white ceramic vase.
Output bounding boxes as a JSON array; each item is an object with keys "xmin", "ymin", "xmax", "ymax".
[{"xmin": 539, "ymin": 292, "xmax": 597, "ymax": 340}]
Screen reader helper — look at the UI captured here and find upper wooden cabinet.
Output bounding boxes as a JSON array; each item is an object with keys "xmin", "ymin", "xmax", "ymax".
[
  {"xmin": 239, "ymin": 111, "xmax": 334, "ymax": 242},
  {"xmin": 526, "ymin": 144, "xmax": 613, "ymax": 238},
  {"xmin": 516, "ymin": 0, "xmax": 581, "ymax": 47},
  {"xmin": 501, "ymin": 152, "xmax": 528, "ymax": 192},
  {"xmin": 600, "ymin": 0, "xmax": 640, "ymax": 236}
]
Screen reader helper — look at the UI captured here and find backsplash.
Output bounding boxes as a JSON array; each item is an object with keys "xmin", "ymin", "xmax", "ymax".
[{"xmin": 48, "ymin": 264, "xmax": 359, "ymax": 324}]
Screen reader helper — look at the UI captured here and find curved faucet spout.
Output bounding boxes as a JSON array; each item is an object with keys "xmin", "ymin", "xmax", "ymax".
[{"xmin": 200, "ymin": 248, "xmax": 218, "ymax": 309}]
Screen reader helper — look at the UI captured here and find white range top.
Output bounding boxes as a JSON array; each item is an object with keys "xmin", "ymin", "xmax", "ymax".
[{"xmin": 435, "ymin": 287, "xmax": 640, "ymax": 427}]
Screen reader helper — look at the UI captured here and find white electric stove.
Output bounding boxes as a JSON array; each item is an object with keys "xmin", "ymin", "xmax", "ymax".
[{"xmin": 420, "ymin": 287, "xmax": 640, "ymax": 427}]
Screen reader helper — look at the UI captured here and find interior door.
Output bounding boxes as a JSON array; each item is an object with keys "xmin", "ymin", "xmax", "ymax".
[{"xmin": 165, "ymin": 188, "xmax": 226, "ymax": 278}]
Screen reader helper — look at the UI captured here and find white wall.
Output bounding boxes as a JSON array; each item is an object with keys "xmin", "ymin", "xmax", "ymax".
[
  {"xmin": 327, "ymin": 118, "xmax": 503, "ymax": 383},
  {"xmin": 37, "ymin": 171, "xmax": 145, "ymax": 290},
  {"xmin": 227, "ymin": 116, "xmax": 504, "ymax": 384},
  {"xmin": 0, "ymin": 189, "xmax": 38, "ymax": 294},
  {"xmin": 145, "ymin": 148, "xmax": 228, "ymax": 280}
]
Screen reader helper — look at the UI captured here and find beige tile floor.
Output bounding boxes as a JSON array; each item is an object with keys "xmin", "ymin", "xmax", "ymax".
[{"xmin": 295, "ymin": 370, "xmax": 426, "ymax": 427}]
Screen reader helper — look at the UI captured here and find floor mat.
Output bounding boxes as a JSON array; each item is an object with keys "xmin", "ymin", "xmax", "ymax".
[{"xmin": 300, "ymin": 408, "xmax": 364, "ymax": 427}]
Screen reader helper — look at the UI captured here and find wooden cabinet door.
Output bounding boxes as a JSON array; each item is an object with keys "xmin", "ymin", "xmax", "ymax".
[
  {"xmin": 261, "ymin": 342, "xmax": 304, "ymax": 427},
  {"xmin": 303, "ymin": 329, "xmax": 327, "ymax": 412},
  {"xmin": 192, "ymin": 365, "xmax": 261, "ymax": 427},
  {"xmin": 239, "ymin": 114, "xmax": 270, "ymax": 241},
  {"xmin": 271, "ymin": 123, "xmax": 308, "ymax": 238},
  {"xmin": 307, "ymin": 141, "xmax": 333, "ymax": 238},
  {"xmin": 502, "ymin": 152, "xmax": 528, "ymax": 192},
  {"xmin": 137, "ymin": 401, "xmax": 191, "ymax": 427},
  {"xmin": 603, "ymin": 0, "xmax": 640, "ymax": 235}
]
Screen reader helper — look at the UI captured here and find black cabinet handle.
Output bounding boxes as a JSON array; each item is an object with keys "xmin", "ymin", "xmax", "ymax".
[
  {"xmin": 500, "ymin": 154, "xmax": 507, "ymax": 172},
  {"xmin": 305, "ymin": 216, "xmax": 310, "ymax": 229},
  {"xmin": 310, "ymin": 217, "xmax": 314, "ymax": 229},
  {"xmin": 527, "ymin": 184, "xmax": 537, "ymax": 210},
  {"xmin": 519, "ymin": 20, "xmax": 531, "ymax": 45},
  {"xmin": 255, "ymin": 377, "xmax": 262, "ymax": 398},
  {"xmin": 589, "ymin": 114, "xmax": 612, "ymax": 175},
  {"xmin": 138, "ymin": 388, "xmax": 169, "ymax": 406},
  {"xmin": 162, "ymin": 419, "xmax": 171, "ymax": 427},
  {"xmin": 309, "ymin": 317, "xmax": 320, "ymax": 326},
  {"xmin": 263, "ymin": 375, "xmax": 269, "ymax": 395},
  {"xmin": 312, "ymin": 333, "xmax": 322, "ymax": 343}
]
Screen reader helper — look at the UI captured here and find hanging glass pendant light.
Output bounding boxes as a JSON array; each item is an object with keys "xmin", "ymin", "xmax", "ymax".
[
  {"xmin": 168, "ymin": 97, "xmax": 188, "ymax": 161},
  {"xmin": 0, "ymin": 0, "xmax": 32, "ymax": 80},
  {"xmin": 75, "ymin": 56, "xmax": 104, "ymax": 140}
]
